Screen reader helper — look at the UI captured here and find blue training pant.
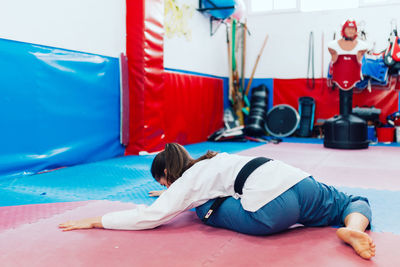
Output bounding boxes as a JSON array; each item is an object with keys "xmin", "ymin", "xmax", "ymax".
[{"xmin": 195, "ymin": 177, "xmax": 372, "ymax": 236}]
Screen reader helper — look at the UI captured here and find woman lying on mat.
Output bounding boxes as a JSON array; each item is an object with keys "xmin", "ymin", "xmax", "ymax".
[{"xmin": 59, "ymin": 143, "xmax": 375, "ymax": 260}]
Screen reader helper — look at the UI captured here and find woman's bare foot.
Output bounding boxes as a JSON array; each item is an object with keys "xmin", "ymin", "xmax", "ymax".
[{"xmin": 336, "ymin": 227, "xmax": 376, "ymax": 260}]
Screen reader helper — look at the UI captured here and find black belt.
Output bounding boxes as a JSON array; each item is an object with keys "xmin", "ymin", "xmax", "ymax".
[{"xmin": 202, "ymin": 157, "xmax": 272, "ymax": 223}]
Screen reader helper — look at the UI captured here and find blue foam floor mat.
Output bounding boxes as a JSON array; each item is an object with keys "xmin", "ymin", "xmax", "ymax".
[
  {"xmin": 0, "ymin": 141, "xmax": 264, "ymax": 206},
  {"xmin": 337, "ymin": 187, "xmax": 400, "ymax": 234},
  {"xmin": 184, "ymin": 141, "xmax": 265, "ymax": 156}
]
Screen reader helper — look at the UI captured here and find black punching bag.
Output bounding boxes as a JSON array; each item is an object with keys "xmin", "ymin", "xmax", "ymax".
[
  {"xmin": 245, "ymin": 84, "xmax": 269, "ymax": 136},
  {"xmin": 324, "ymin": 89, "xmax": 369, "ymax": 149},
  {"xmin": 297, "ymin": 96, "xmax": 315, "ymax": 137}
]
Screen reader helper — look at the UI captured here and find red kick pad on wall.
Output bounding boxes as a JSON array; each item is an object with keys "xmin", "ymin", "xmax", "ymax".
[
  {"xmin": 125, "ymin": 0, "xmax": 223, "ymax": 154},
  {"xmin": 163, "ymin": 71, "xmax": 224, "ymax": 145},
  {"xmin": 274, "ymin": 78, "xmax": 399, "ymax": 123}
]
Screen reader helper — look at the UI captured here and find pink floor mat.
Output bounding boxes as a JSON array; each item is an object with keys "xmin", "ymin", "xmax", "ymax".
[
  {"xmin": 239, "ymin": 143, "xmax": 400, "ymax": 190},
  {"xmin": 1, "ymin": 200, "xmax": 398, "ymax": 267}
]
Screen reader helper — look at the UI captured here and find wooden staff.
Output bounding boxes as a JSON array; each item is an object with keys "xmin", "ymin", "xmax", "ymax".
[
  {"xmin": 241, "ymin": 20, "xmax": 247, "ymax": 96},
  {"xmin": 227, "ymin": 23, "xmax": 233, "ymax": 102},
  {"xmin": 240, "ymin": 21, "xmax": 251, "ymax": 114},
  {"xmin": 231, "ymin": 19, "xmax": 244, "ymax": 125},
  {"xmin": 321, "ymin": 31, "xmax": 324, "ymax": 79},
  {"xmin": 245, "ymin": 33, "xmax": 269, "ymax": 96}
]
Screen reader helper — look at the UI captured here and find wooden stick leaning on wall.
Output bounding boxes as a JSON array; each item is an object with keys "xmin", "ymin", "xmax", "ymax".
[
  {"xmin": 227, "ymin": 23, "xmax": 234, "ymax": 102},
  {"xmin": 231, "ymin": 18, "xmax": 244, "ymax": 125},
  {"xmin": 321, "ymin": 31, "xmax": 325, "ymax": 79},
  {"xmin": 241, "ymin": 20, "xmax": 247, "ymax": 93},
  {"xmin": 241, "ymin": 21, "xmax": 250, "ymax": 115},
  {"xmin": 245, "ymin": 33, "xmax": 269, "ymax": 96}
]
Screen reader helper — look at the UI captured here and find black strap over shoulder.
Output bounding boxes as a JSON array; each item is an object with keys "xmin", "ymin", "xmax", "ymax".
[
  {"xmin": 202, "ymin": 157, "xmax": 272, "ymax": 224},
  {"xmin": 234, "ymin": 157, "xmax": 272, "ymax": 195}
]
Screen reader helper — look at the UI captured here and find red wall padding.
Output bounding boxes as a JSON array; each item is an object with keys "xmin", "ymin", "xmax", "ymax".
[
  {"xmin": 126, "ymin": 0, "xmax": 165, "ymax": 154},
  {"xmin": 274, "ymin": 78, "xmax": 399, "ymax": 124},
  {"xmin": 125, "ymin": 0, "xmax": 223, "ymax": 155},
  {"xmin": 163, "ymin": 72, "xmax": 224, "ymax": 144}
]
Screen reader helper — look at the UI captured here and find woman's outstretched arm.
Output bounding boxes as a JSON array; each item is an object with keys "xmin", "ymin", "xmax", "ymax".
[
  {"xmin": 59, "ymin": 217, "xmax": 103, "ymax": 231},
  {"xmin": 59, "ymin": 189, "xmax": 167, "ymax": 231},
  {"xmin": 58, "ymin": 175, "xmax": 208, "ymax": 231}
]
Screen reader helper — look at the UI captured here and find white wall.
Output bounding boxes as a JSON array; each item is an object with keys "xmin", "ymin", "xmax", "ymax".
[
  {"xmin": 2, "ymin": 0, "xmax": 397, "ymax": 78},
  {"xmin": 164, "ymin": 1, "xmax": 400, "ymax": 79},
  {"xmin": 163, "ymin": 0, "xmax": 229, "ymax": 77},
  {"xmin": 242, "ymin": 3, "xmax": 400, "ymax": 78},
  {"xmin": 0, "ymin": 0, "xmax": 126, "ymax": 57}
]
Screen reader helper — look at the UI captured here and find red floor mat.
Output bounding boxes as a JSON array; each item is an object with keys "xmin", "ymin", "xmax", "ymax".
[
  {"xmin": 0, "ymin": 200, "xmax": 397, "ymax": 267},
  {"xmin": 0, "ymin": 201, "xmax": 88, "ymax": 233}
]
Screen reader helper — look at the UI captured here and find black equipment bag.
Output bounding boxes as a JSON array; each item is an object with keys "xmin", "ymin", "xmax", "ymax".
[{"xmin": 297, "ymin": 96, "xmax": 315, "ymax": 137}]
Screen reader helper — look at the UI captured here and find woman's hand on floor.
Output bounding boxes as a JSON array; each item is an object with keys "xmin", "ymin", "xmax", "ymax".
[
  {"xmin": 148, "ymin": 190, "xmax": 166, "ymax": 197},
  {"xmin": 59, "ymin": 217, "xmax": 103, "ymax": 231}
]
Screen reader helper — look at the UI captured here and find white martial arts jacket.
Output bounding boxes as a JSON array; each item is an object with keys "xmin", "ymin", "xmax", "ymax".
[{"xmin": 102, "ymin": 153, "xmax": 310, "ymax": 230}]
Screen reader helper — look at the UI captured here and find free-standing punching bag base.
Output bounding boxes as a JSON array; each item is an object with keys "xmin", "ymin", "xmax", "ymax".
[
  {"xmin": 323, "ymin": 114, "xmax": 369, "ymax": 149},
  {"xmin": 323, "ymin": 89, "xmax": 369, "ymax": 149}
]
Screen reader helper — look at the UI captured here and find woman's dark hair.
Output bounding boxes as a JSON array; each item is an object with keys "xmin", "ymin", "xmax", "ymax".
[{"xmin": 151, "ymin": 143, "xmax": 217, "ymax": 185}]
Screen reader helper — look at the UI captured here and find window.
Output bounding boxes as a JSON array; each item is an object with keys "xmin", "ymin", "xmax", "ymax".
[
  {"xmin": 249, "ymin": 0, "xmax": 298, "ymax": 13},
  {"xmin": 300, "ymin": 0, "xmax": 358, "ymax": 12},
  {"xmin": 360, "ymin": 0, "xmax": 400, "ymax": 6},
  {"xmin": 363, "ymin": 0, "xmax": 387, "ymax": 2},
  {"xmin": 248, "ymin": 0, "xmax": 400, "ymax": 14}
]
